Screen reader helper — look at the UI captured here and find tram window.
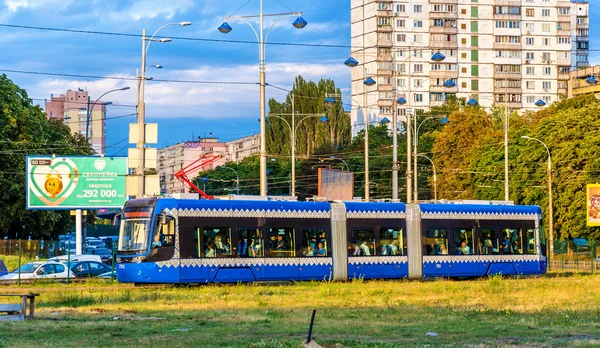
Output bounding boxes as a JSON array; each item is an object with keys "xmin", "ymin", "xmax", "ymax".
[
  {"xmin": 237, "ymin": 228, "xmax": 263, "ymax": 258},
  {"xmin": 154, "ymin": 215, "xmax": 175, "ymax": 247},
  {"xmin": 453, "ymin": 228, "xmax": 474, "ymax": 255},
  {"xmin": 501, "ymin": 228, "xmax": 522, "ymax": 254},
  {"xmin": 301, "ymin": 228, "xmax": 328, "ymax": 257},
  {"xmin": 204, "ymin": 227, "xmax": 232, "ymax": 258},
  {"xmin": 349, "ymin": 229, "xmax": 375, "ymax": 256},
  {"xmin": 526, "ymin": 229, "xmax": 536, "ymax": 254},
  {"xmin": 478, "ymin": 229, "xmax": 499, "ymax": 255},
  {"xmin": 269, "ymin": 227, "xmax": 295, "ymax": 257},
  {"xmin": 380, "ymin": 228, "xmax": 404, "ymax": 256},
  {"xmin": 424, "ymin": 229, "xmax": 448, "ymax": 255}
]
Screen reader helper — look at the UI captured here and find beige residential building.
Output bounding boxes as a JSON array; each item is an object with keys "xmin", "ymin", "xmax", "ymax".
[
  {"xmin": 568, "ymin": 65, "xmax": 600, "ymax": 98},
  {"xmin": 350, "ymin": 0, "xmax": 589, "ymax": 135},
  {"xmin": 45, "ymin": 90, "xmax": 107, "ymax": 154},
  {"xmin": 225, "ymin": 134, "xmax": 260, "ymax": 163}
]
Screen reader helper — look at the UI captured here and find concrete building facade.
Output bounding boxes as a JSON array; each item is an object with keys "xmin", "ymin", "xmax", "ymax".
[
  {"xmin": 350, "ymin": 0, "xmax": 589, "ymax": 135},
  {"xmin": 45, "ymin": 90, "xmax": 108, "ymax": 154},
  {"xmin": 158, "ymin": 134, "xmax": 259, "ymax": 194}
]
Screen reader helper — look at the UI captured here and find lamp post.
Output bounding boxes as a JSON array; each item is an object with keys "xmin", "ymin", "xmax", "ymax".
[
  {"xmin": 86, "ymin": 87, "xmax": 129, "ymax": 142},
  {"xmin": 521, "ymin": 135, "xmax": 553, "ymax": 262},
  {"xmin": 266, "ymin": 113, "xmax": 328, "ymax": 197},
  {"xmin": 137, "ymin": 21, "xmax": 191, "ymax": 198},
  {"xmin": 219, "ymin": 166, "xmax": 240, "ymax": 195},
  {"xmin": 219, "ymin": 1, "xmax": 306, "ymax": 197},
  {"xmin": 417, "ymin": 154, "xmax": 437, "ymax": 201},
  {"xmin": 329, "ymin": 156, "xmax": 350, "ymax": 171},
  {"xmin": 412, "ymin": 115, "xmax": 449, "ymax": 201}
]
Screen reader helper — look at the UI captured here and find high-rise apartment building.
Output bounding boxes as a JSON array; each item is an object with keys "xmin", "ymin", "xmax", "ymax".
[
  {"xmin": 350, "ymin": 0, "xmax": 589, "ymax": 135},
  {"xmin": 45, "ymin": 90, "xmax": 108, "ymax": 154}
]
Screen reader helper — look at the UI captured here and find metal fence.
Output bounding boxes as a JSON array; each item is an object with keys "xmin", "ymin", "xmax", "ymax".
[
  {"xmin": 549, "ymin": 239, "xmax": 599, "ymax": 272},
  {"xmin": 0, "ymin": 239, "xmax": 68, "ymax": 259}
]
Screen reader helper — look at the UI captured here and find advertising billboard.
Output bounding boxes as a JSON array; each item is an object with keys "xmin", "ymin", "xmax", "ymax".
[
  {"xmin": 318, "ymin": 168, "xmax": 354, "ymax": 201},
  {"xmin": 26, "ymin": 156, "xmax": 128, "ymax": 209},
  {"xmin": 587, "ymin": 184, "xmax": 600, "ymax": 227}
]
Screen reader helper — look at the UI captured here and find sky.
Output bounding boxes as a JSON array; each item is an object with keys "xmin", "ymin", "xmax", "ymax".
[{"xmin": 0, "ymin": 0, "xmax": 598, "ymax": 156}]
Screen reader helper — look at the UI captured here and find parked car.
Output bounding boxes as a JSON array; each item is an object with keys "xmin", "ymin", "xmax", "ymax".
[
  {"xmin": 0, "ymin": 260, "xmax": 8, "ymax": 277},
  {"xmin": 573, "ymin": 238, "xmax": 590, "ymax": 251},
  {"xmin": 0, "ymin": 261, "xmax": 75, "ymax": 281},
  {"xmin": 90, "ymin": 248, "xmax": 113, "ymax": 265},
  {"xmin": 86, "ymin": 239, "xmax": 104, "ymax": 252},
  {"xmin": 97, "ymin": 271, "xmax": 116, "ymax": 279},
  {"xmin": 48, "ymin": 254, "xmax": 102, "ymax": 263},
  {"xmin": 70, "ymin": 261, "xmax": 112, "ymax": 278}
]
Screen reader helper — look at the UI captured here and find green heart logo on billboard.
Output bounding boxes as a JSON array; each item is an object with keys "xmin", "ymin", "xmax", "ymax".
[{"xmin": 27, "ymin": 156, "xmax": 128, "ymax": 209}]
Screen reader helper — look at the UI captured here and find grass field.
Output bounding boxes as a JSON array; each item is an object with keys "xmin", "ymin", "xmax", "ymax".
[{"xmin": 1, "ymin": 275, "xmax": 600, "ymax": 347}]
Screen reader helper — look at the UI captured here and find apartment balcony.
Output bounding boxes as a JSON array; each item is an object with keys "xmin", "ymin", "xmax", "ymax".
[
  {"xmin": 557, "ymin": 29, "xmax": 571, "ymax": 36},
  {"xmin": 495, "ymin": 101, "xmax": 523, "ymax": 109},
  {"xmin": 430, "ymin": 12, "xmax": 457, "ymax": 20},
  {"xmin": 558, "ymin": 15, "xmax": 571, "ymax": 23},
  {"xmin": 557, "ymin": 57, "xmax": 571, "ymax": 66},
  {"xmin": 494, "ymin": 43, "xmax": 522, "ymax": 51},
  {"xmin": 378, "ymin": 84, "xmax": 392, "ymax": 92},
  {"xmin": 494, "ymin": 13, "xmax": 521, "ymax": 20},
  {"xmin": 430, "ymin": 85, "xmax": 458, "ymax": 94},
  {"xmin": 494, "ymin": 72, "xmax": 522, "ymax": 80},
  {"xmin": 576, "ymin": 36, "xmax": 589, "ymax": 42},
  {"xmin": 558, "ymin": 72, "xmax": 570, "ymax": 80},
  {"xmin": 429, "ymin": 26, "xmax": 458, "ymax": 35},
  {"xmin": 495, "ymin": 0, "xmax": 521, "ymax": 5},
  {"xmin": 558, "ymin": 88, "xmax": 567, "ymax": 95},
  {"xmin": 377, "ymin": 25, "xmax": 392, "ymax": 32},
  {"xmin": 377, "ymin": 10, "xmax": 392, "ymax": 17},
  {"xmin": 494, "ymin": 87, "xmax": 522, "ymax": 94},
  {"xmin": 557, "ymin": 0, "xmax": 572, "ymax": 6},
  {"xmin": 378, "ymin": 39, "xmax": 393, "ymax": 47},
  {"xmin": 429, "ymin": 0, "xmax": 457, "ymax": 4},
  {"xmin": 430, "ymin": 40, "xmax": 458, "ymax": 49},
  {"xmin": 378, "ymin": 99, "xmax": 393, "ymax": 107},
  {"xmin": 577, "ymin": 23, "xmax": 589, "ymax": 30},
  {"xmin": 378, "ymin": 54, "xmax": 393, "ymax": 62},
  {"xmin": 430, "ymin": 70, "xmax": 458, "ymax": 79},
  {"xmin": 377, "ymin": 68, "xmax": 392, "ymax": 76}
]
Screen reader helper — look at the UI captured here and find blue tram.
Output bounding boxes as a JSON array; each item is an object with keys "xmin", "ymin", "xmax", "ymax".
[{"xmin": 116, "ymin": 198, "xmax": 546, "ymax": 283}]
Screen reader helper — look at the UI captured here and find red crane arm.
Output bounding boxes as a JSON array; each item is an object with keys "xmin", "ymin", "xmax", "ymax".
[{"xmin": 174, "ymin": 153, "xmax": 222, "ymax": 199}]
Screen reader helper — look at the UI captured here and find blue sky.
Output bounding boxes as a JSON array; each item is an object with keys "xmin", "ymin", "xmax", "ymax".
[{"xmin": 0, "ymin": 0, "xmax": 597, "ymax": 156}]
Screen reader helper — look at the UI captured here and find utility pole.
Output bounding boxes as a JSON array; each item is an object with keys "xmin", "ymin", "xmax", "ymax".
[{"xmin": 137, "ymin": 29, "xmax": 147, "ymax": 198}]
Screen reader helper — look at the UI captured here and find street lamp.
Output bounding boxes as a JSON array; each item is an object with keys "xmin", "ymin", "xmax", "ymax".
[
  {"xmin": 219, "ymin": 1, "xmax": 306, "ymax": 197},
  {"xmin": 219, "ymin": 166, "xmax": 240, "ymax": 195},
  {"xmin": 329, "ymin": 156, "xmax": 350, "ymax": 171},
  {"xmin": 86, "ymin": 87, "xmax": 130, "ymax": 143},
  {"xmin": 417, "ymin": 154, "xmax": 438, "ymax": 202},
  {"xmin": 521, "ymin": 135, "xmax": 553, "ymax": 262},
  {"xmin": 412, "ymin": 115, "xmax": 449, "ymax": 201},
  {"xmin": 265, "ymin": 112, "xmax": 328, "ymax": 197},
  {"xmin": 137, "ymin": 21, "xmax": 191, "ymax": 197}
]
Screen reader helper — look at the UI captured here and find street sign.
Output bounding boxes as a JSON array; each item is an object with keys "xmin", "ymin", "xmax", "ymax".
[{"xmin": 26, "ymin": 156, "xmax": 128, "ymax": 209}]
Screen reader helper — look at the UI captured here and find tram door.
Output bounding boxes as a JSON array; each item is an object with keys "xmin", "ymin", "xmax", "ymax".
[{"xmin": 178, "ymin": 219, "xmax": 203, "ymax": 283}]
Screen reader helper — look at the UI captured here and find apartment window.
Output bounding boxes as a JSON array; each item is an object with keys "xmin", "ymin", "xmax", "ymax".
[
  {"xmin": 558, "ymin": 22, "xmax": 570, "ymax": 31},
  {"xmin": 543, "ymin": 38, "xmax": 550, "ymax": 46},
  {"xmin": 397, "ymin": 63, "xmax": 406, "ymax": 73},
  {"xmin": 525, "ymin": 9, "xmax": 534, "ymax": 17},
  {"xmin": 471, "ymin": 21, "xmax": 478, "ymax": 32},
  {"xmin": 414, "ymin": 20, "xmax": 423, "ymax": 28},
  {"xmin": 413, "ymin": 34, "xmax": 423, "ymax": 43},
  {"xmin": 396, "ymin": 19, "xmax": 405, "ymax": 28},
  {"xmin": 461, "ymin": 38, "xmax": 467, "ymax": 45},
  {"xmin": 495, "ymin": 21, "xmax": 520, "ymax": 29},
  {"xmin": 542, "ymin": 23, "xmax": 550, "ymax": 32},
  {"xmin": 495, "ymin": 36, "xmax": 520, "ymax": 44},
  {"xmin": 542, "ymin": 9, "xmax": 550, "ymax": 17},
  {"xmin": 472, "ymin": 80, "xmax": 479, "ymax": 91},
  {"xmin": 414, "ymin": 94, "xmax": 423, "ymax": 102},
  {"xmin": 526, "ymin": 52, "xmax": 535, "ymax": 60},
  {"xmin": 397, "ymin": 79, "xmax": 406, "ymax": 88},
  {"xmin": 461, "ymin": 52, "xmax": 467, "ymax": 59},
  {"xmin": 526, "ymin": 81, "xmax": 535, "ymax": 89},
  {"xmin": 577, "ymin": 17, "xmax": 587, "ymax": 25},
  {"xmin": 526, "ymin": 67, "xmax": 535, "ymax": 75},
  {"xmin": 471, "ymin": 36, "xmax": 479, "ymax": 47},
  {"xmin": 496, "ymin": 50, "xmax": 521, "ymax": 59},
  {"xmin": 526, "ymin": 96, "xmax": 535, "ymax": 104},
  {"xmin": 378, "ymin": 17, "xmax": 390, "ymax": 26},
  {"xmin": 414, "ymin": 79, "xmax": 423, "ymax": 88},
  {"xmin": 414, "ymin": 64, "xmax": 423, "ymax": 73},
  {"xmin": 558, "ymin": 7, "xmax": 570, "ymax": 15},
  {"xmin": 494, "ymin": 6, "xmax": 520, "ymax": 15},
  {"xmin": 471, "ymin": 6, "xmax": 478, "ymax": 17},
  {"xmin": 378, "ymin": 2, "xmax": 389, "ymax": 10},
  {"xmin": 557, "ymin": 37, "xmax": 570, "ymax": 45},
  {"xmin": 414, "ymin": 5, "xmax": 422, "ymax": 13},
  {"xmin": 558, "ymin": 51, "xmax": 569, "ymax": 59},
  {"xmin": 542, "ymin": 81, "xmax": 551, "ymax": 90},
  {"xmin": 526, "ymin": 37, "xmax": 534, "ymax": 46},
  {"xmin": 543, "ymin": 96, "xmax": 551, "ymax": 104},
  {"xmin": 413, "ymin": 49, "xmax": 423, "ymax": 58},
  {"xmin": 462, "ymin": 67, "xmax": 467, "ymax": 74},
  {"xmin": 543, "ymin": 67, "xmax": 551, "ymax": 75},
  {"xmin": 396, "ymin": 4, "xmax": 405, "ymax": 13},
  {"xmin": 471, "ymin": 50, "xmax": 479, "ymax": 61},
  {"xmin": 461, "ymin": 23, "xmax": 467, "ymax": 30},
  {"xmin": 542, "ymin": 52, "xmax": 551, "ymax": 62},
  {"xmin": 525, "ymin": 23, "xmax": 535, "ymax": 33},
  {"xmin": 495, "ymin": 65, "xmax": 521, "ymax": 73},
  {"xmin": 461, "ymin": 8, "xmax": 467, "ymax": 15},
  {"xmin": 471, "ymin": 65, "xmax": 479, "ymax": 76},
  {"xmin": 397, "ymin": 34, "xmax": 406, "ymax": 42}
]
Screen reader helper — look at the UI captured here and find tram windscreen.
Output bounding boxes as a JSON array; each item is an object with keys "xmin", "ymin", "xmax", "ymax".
[{"xmin": 118, "ymin": 206, "xmax": 154, "ymax": 253}]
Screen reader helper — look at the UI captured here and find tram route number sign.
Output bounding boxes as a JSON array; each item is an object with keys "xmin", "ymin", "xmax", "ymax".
[{"xmin": 26, "ymin": 156, "xmax": 128, "ymax": 209}]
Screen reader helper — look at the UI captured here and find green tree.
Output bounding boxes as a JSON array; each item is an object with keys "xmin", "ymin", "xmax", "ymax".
[{"xmin": 0, "ymin": 74, "xmax": 93, "ymax": 239}]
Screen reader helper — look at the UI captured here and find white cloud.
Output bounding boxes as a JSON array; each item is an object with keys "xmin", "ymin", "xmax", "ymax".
[
  {"xmin": 33, "ymin": 61, "xmax": 349, "ymax": 119},
  {"xmin": 4, "ymin": 0, "xmax": 72, "ymax": 12},
  {"xmin": 109, "ymin": 0, "xmax": 193, "ymax": 20}
]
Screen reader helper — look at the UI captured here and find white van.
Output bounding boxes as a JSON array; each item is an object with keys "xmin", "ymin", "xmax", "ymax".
[{"xmin": 48, "ymin": 255, "xmax": 102, "ymax": 263}]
